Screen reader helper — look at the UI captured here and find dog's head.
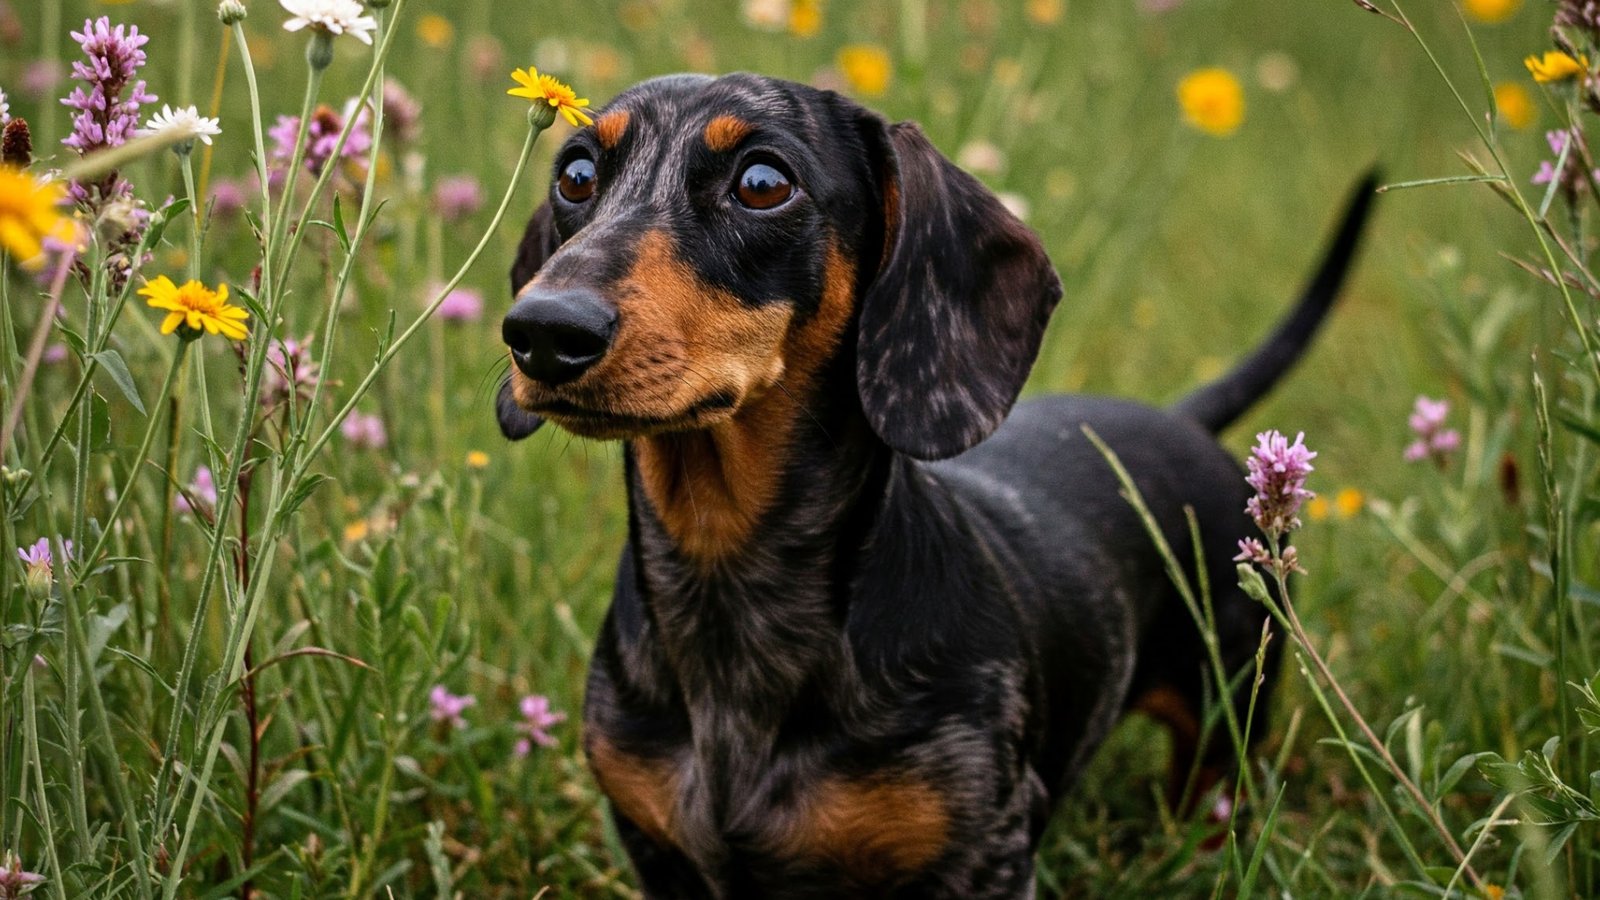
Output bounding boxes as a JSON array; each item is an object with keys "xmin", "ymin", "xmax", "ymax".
[{"xmin": 497, "ymin": 72, "xmax": 1061, "ymax": 461}]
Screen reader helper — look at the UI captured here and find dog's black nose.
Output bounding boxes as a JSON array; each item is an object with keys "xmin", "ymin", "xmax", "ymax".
[{"xmin": 502, "ymin": 288, "xmax": 617, "ymax": 386}]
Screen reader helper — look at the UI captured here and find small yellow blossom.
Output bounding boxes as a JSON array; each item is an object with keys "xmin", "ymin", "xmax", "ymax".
[
  {"xmin": 140, "ymin": 276, "xmax": 250, "ymax": 341},
  {"xmin": 1306, "ymin": 496, "xmax": 1330, "ymax": 522},
  {"xmin": 1177, "ymin": 68, "xmax": 1245, "ymax": 137},
  {"xmin": 343, "ymin": 519, "xmax": 370, "ymax": 543},
  {"xmin": 1462, "ymin": 0, "xmax": 1520, "ymax": 24},
  {"xmin": 1026, "ymin": 0, "xmax": 1063, "ymax": 25},
  {"xmin": 1333, "ymin": 487, "xmax": 1364, "ymax": 519},
  {"xmin": 0, "ymin": 167, "xmax": 69, "ymax": 266},
  {"xmin": 465, "ymin": 450, "xmax": 490, "ymax": 469},
  {"xmin": 1493, "ymin": 81, "xmax": 1536, "ymax": 129},
  {"xmin": 508, "ymin": 66, "xmax": 594, "ymax": 127},
  {"xmin": 1482, "ymin": 885, "xmax": 1505, "ymax": 900},
  {"xmin": 416, "ymin": 14, "xmax": 454, "ymax": 50},
  {"xmin": 788, "ymin": 0, "xmax": 822, "ymax": 38},
  {"xmin": 837, "ymin": 45, "xmax": 892, "ymax": 96},
  {"xmin": 1526, "ymin": 50, "xmax": 1588, "ymax": 83}
]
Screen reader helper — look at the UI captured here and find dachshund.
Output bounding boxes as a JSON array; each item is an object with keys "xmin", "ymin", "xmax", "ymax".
[{"xmin": 493, "ymin": 72, "xmax": 1376, "ymax": 899}]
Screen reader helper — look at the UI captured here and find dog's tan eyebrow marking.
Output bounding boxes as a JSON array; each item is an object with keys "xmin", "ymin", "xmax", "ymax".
[
  {"xmin": 703, "ymin": 115, "xmax": 753, "ymax": 153},
  {"xmin": 594, "ymin": 110, "xmax": 630, "ymax": 149}
]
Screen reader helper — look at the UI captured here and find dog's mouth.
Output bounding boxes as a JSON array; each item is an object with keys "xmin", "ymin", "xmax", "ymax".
[{"xmin": 523, "ymin": 390, "xmax": 740, "ymax": 439}]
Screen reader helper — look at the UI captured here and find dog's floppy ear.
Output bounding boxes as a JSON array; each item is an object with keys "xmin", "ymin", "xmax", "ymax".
[
  {"xmin": 855, "ymin": 119, "xmax": 1062, "ymax": 461},
  {"xmin": 497, "ymin": 202, "xmax": 562, "ymax": 441}
]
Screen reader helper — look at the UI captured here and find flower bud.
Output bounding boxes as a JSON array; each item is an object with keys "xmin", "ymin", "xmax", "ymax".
[
  {"xmin": 527, "ymin": 102, "xmax": 557, "ymax": 131},
  {"xmin": 1, "ymin": 117, "xmax": 32, "ymax": 167},
  {"xmin": 217, "ymin": 0, "xmax": 248, "ymax": 25},
  {"xmin": 306, "ymin": 31, "xmax": 335, "ymax": 71}
]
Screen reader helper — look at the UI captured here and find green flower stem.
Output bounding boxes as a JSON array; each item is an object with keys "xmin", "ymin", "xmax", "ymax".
[
  {"xmin": 297, "ymin": 118, "xmax": 542, "ymax": 471},
  {"xmin": 1262, "ymin": 564, "xmax": 1481, "ymax": 889},
  {"xmin": 62, "ymin": 259, "xmax": 106, "ymax": 865},
  {"xmin": 298, "ymin": 7, "xmax": 394, "ymax": 458},
  {"xmin": 169, "ymin": 101, "xmax": 543, "ymax": 898},
  {"xmin": 159, "ymin": 9, "xmax": 409, "ymax": 884},
  {"xmin": 1388, "ymin": 0, "xmax": 1600, "ymax": 391},
  {"xmin": 265, "ymin": 67, "xmax": 326, "ymax": 268},
  {"xmin": 151, "ymin": 15, "xmax": 311, "ymax": 835},
  {"xmin": 271, "ymin": 0, "xmax": 409, "ymax": 295},
  {"xmin": 180, "ymin": 152, "xmax": 203, "ymax": 281},
  {"xmin": 22, "ymin": 673, "xmax": 67, "ymax": 900},
  {"xmin": 75, "ymin": 343, "xmax": 189, "ymax": 577}
]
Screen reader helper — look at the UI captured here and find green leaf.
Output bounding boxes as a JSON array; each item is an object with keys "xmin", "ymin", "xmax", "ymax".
[
  {"xmin": 89, "ymin": 390, "xmax": 114, "ymax": 451},
  {"xmin": 145, "ymin": 197, "xmax": 191, "ymax": 248},
  {"xmin": 1239, "ymin": 783, "xmax": 1283, "ymax": 897},
  {"xmin": 87, "ymin": 602, "xmax": 130, "ymax": 670},
  {"xmin": 331, "ymin": 192, "xmax": 350, "ymax": 251},
  {"xmin": 90, "ymin": 349, "xmax": 147, "ymax": 416}
]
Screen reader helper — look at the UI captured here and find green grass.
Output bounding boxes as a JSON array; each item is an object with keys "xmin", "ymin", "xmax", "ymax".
[{"xmin": 0, "ymin": 0, "xmax": 1590, "ymax": 896}]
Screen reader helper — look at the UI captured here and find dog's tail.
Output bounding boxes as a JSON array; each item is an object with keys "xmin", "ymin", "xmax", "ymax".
[{"xmin": 1173, "ymin": 170, "xmax": 1380, "ymax": 433}]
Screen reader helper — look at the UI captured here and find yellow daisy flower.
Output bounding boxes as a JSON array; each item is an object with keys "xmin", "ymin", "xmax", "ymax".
[
  {"xmin": 788, "ymin": 0, "xmax": 822, "ymax": 38},
  {"xmin": 416, "ymin": 13, "xmax": 454, "ymax": 49},
  {"xmin": 0, "ymin": 166, "xmax": 69, "ymax": 266},
  {"xmin": 1306, "ymin": 496, "xmax": 1330, "ymax": 522},
  {"xmin": 1333, "ymin": 487, "xmax": 1364, "ymax": 519},
  {"xmin": 465, "ymin": 450, "xmax": 491, "ymax": 469},
  {"xmin": 507, "ymin": 67, "xmax": 594, "ymax": 127},
  {"xmin": 140, "ymin": 276, "xmax": 250, "ymax": 341},
  {"xmin": 1493, "ymin": 81, "xmax": 1536, "ymax": 130},
  {"xmin": 1462, "ymin": 0, "xmax": 1520, "ymax": 24},
  {"xmin": 837, "ymin": 45, "xmax": 893, "ymax": 96},
  {"xmin": 1177, "ymin": 68, "xmax": 1245, "ymax": 137},
  {"xmin": 1526, "ymin": 50, "xmax": 1588, "ymax": 83}
]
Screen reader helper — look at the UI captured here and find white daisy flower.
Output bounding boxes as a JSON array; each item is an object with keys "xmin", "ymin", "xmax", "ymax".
[
  {"xmin": 139, "ymin": 104, "xmax": 223, "ymax": 145},
  {"xmin": 279, "ymin": 0, "xmax": 379, "ymax": 45},
  {"xmin": 0, "ymin": 86, "xmax": 9, "ymax": 126}
]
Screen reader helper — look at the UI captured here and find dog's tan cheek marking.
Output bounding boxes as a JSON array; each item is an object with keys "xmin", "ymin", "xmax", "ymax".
[
  {"xmin": 703, "ymin": 114, "xmax": 753, "ymax": 153},
  {"xmin": 595, "ymin": 110, "xmax": 630, "ymax": 149},
  {"xmin": 775, "ymin": 776, "xmax": 949, "ymax": 880},
  {"xmin": 624, "ymin": 231, "xmax": 800, "ymax": 562},
  {"xmin": 587, "ymin": 734, "xmax": 681, "ymax": 849}
]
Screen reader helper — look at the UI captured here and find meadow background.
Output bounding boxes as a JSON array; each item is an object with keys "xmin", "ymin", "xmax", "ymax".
[{"xmin": 0, "ymin": 0, "xmax": 1589, "ymax": 896}]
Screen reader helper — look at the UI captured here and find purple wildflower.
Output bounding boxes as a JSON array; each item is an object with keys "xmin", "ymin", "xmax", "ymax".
[
  {"xmin": 17, "ymin": 537, "xmax": 71, "ymax": 597},
  {"xmin": 61, "ymin": 17, "xmax": 155, "ymax": 284},
  {"xmin": 0, "ymin": 850, "xmax": 43, "ymax": 898},
  {"xmin": 262, "ymin": 336, "xmax": 321, "ymax": 406},
  {"xmin": 340, "ymin": 412, "xmax": 388, "ymax": 450},
  {"xmin": 434, "ymin": 286, "xmax": 484, "ymax": 322},
  {"xmin": 1532, "ymin": 127, "xmax": 1600, "ymax": 193},
  {"xmin": 42, "ymin": 344, "xmax": 68, "ymax": 365},
  {"xmin": 209, "ymin": 177, "xmax": 248, "ymax": 219},
  {"xmin": 1243, "ymin": 430, "xmax": 1316, "ymax": 538},
  {"xmin": 20, "ymin": 60, "xmax": 66, "ymax": 101},
  {"xmin": 270, "ymin": 97, "xmax": 372, "ymax": 176},
  {"xmin": 175, "ymin": 466, "xmax": 218, "ymax": 516},
  {"xmin": 382, "ymin": 78, "xmax": 423, "ymax": 144},
  {"xmin": 433, "ymin": 175, "xmax": 484, "ymax": 221},
  {"xmin": 514, "ymin": 694, "xmax": 566, "ymax": 756},
  {"xmin": 428, "ymin": 685, "xmax": 477, "ymax": 729},
  {"xmin": 1404, "ymin": 395, "xmax": 1461, "ymax": 465}
]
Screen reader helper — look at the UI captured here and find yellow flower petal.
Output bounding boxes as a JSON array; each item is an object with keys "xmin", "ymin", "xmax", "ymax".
[
  {"xmin": 1177, "ymin": 67, "xmax": 1245, "ymax": 137},
  {"xmin": 0, "ymin": 166, "xmax": 68, "ymax": 265},
  {"xmin": 160, "ymin": 312, "xmax": 184, "ymax": 334},
  {"xmin": 1526, "ymin": 50, "xmax": 1588, "ymax": 83}
]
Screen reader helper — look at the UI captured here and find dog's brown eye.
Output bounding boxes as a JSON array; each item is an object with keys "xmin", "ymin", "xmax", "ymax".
[
  {"xmin": 559, "ymin": 157, "xmax": 597, "ymax": 203},
  {"xmin": 736, "ymin": 162, "xmax": 792, "ymax": 209}
]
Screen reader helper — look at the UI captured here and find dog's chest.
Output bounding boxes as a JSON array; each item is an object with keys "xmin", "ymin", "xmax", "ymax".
[{"xmin": 586, "ymin": 715, "xmax": 959, "ymax": 888}]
